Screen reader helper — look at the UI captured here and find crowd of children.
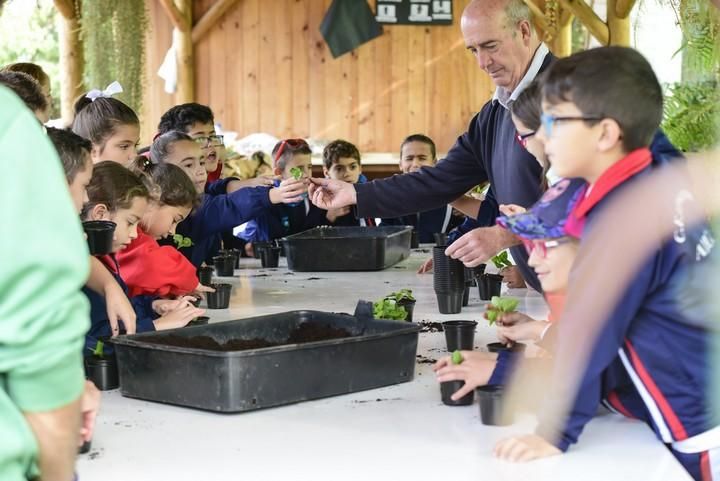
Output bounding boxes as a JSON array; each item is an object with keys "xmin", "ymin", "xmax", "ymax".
[{"xmin": 1, "ymin": 25, "xmax": 717, "ymax": 481}]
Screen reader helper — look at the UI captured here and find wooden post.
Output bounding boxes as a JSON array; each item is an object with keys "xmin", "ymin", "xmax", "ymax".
[
  {"xmin": 173, "ymin": 0, "xmax": 194, "ymax": 103},
  {"xmin": 607, "ymin": 0, "xmax": 631, "ymax": 46},
  {"xmin": 552, "ymin": 10, "xmax": 574, "ymax": 57},
  {"xmin": 192, "ymin": 0, "xmax": 241, "ymax": 44},
  {"xmin": 54, "ymin": 0, "xmax": 83, "ymax": 125},
  {"xmin": 558, "ymin": 0, "xmax": 609, "ymax": 45}
]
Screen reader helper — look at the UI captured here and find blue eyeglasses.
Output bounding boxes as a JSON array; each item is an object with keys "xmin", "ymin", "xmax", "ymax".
[{"xmin": 540, "ymin": 113, "xmax": 603, "ymax": 137}]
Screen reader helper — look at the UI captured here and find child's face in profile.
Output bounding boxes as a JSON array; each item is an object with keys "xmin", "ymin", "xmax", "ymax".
[
  {"xmin": 68, "ymin": 155, "xmax": 93, "ymax": 214},
  {"xmin": 164, "ymin": 140, "xmax": 208, "ymax": 193},
  {"xmin": 511, "ymin": 114, "xmax": 546, "ymax": 168},
  {"xmin": 88, "ymin": 196, "xmax": 148, "ymax": 252},
  {"xmin": 186, "ymin": 121, "xmax": 222, "ymax": 174},
  {"xmin": 526, "ymin": 237, "xmax": 578, "ymax": 293},
  {"xmin": 280, "ymin": 153, "xmax": 312, "ymax": 180},
  {"xmin": 324, "ymin": 156, "xmax": 361, "ymax": 184},
  {"xmin": 92, "ymin": 123, "xmax": 140, "ymax": 167},
  {"xmin": 144, "ymin": 203, "xmax": 192, "ymax": 240},
  {"xmin": 399, "ymin": 141, "xmax": 435, "ymax": 174}
]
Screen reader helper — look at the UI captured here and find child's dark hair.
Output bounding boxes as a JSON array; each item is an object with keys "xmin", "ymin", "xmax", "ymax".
[
  {"xmin": 322, "ymin": 139, "xmax": 360, "ymax": 170},
  {"xmin": 0, "ymin": 71, "xmax": 48, "ymax": 114},
  {"xmin": 271, "ymin": 138, "xmax": 312, "ymax": 170},
  {"xmin": 511, "ymin": 80, "xmax": 542, "ymax": 132},
  {"xmin": 542, "ymin": 46, "xmax": 662, "ymax": 152},
  {"xmin": 150, "ymin": 131, "xmax": 195, "ymax": 164},
  {"xmin": 157, "ymin": 103, "xmax": 214, "ymax": 135},
  {"xmin": 46, "ymin": 127, "xmax": 92, "ymax": 183},
  {"xmin": 1, "ymin": 62, "xmax": 50, "ymax": 90},
  {"xmin": 134, "ymin": 160, "xmax": 198, "ymax": 209},
  {"xmin": 400, "ymin": 134, "xmax": 437, "ymax": 161},
  {"xmin": 72, "ymin": 96, "xmax": 139, "ymax": 148},
  {"xmin": 510, "ymin": 80, "xmax": 548, "ymax": 189},
  {"xmin": 81, "ymin": 161, "xmax": 149, "ymax": 219}
]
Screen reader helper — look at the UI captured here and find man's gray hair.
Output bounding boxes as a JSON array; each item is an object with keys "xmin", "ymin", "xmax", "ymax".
[{"xmin": 505, "ymin": 0, "xmax": 533, "ymax": 29}]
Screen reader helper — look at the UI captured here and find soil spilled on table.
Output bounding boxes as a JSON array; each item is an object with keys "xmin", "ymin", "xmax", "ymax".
[
  {"xmin": 143, "ymin": 322, "xmax": 352, "ymax": 352},
  {"xmin": 419, "ymin": 321, "xmax": 444, "ymax": 333}
]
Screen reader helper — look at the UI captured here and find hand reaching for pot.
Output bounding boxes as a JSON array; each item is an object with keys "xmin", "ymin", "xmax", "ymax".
[
  {"xmin": 433, "ymin": 351, "xmax": 498, "ymax": 401},
  {"xmin": 153, "ymin": 304, "xmax": 205, "ymax": 330},
  {"xmin": 80, "ymin": 380, "xmax": 101, "ymax": 445},
  {"xmin": 192, "ymin": 283, "xmax": 216, "ymax": 300},
  {"xmin": 494, "ymin": 434, "xmax": 561, "ymax": 462},
  {"xmin": 104, "ymin": 279, "xmax": 136, "ymax": 335},
  {"xmin": 492, "ymin": 311, "xmax": 549, "ymax": 344},
  {"xmin": 417, "ymin": 257, "xmax": 433, "ymax": 274},
  {"xmin": 152, "ymin": 297, "xmax": 197, "ymax": 315}
]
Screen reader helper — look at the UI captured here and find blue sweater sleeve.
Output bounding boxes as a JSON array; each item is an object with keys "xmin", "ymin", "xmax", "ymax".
[
  {"xmin": 447, "ymin": 187, "xmax": 498, "ymax": 243},
  {"xmin": 535, "ymin": 245, "xmax": 658, "ymax": 451},
  {"xmin": 196, "ymin": 186, "xmax": 273, "ymax": 238},
  {"xmin": 355, "ymin": 115, "xmax": 489, "ymax": 218}
]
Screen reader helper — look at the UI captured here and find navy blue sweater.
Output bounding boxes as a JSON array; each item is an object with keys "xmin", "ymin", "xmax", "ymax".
[
  {"xmin": 382, "ymin": 205, "xmax": 463, "ymax": 243},
  {"xmin": 172, "ymin": 178, "xmax": 273, "ymax": 266},
  {"xmin": 238, "ymin": 198, "xmax": 330, "ymax": 243}
]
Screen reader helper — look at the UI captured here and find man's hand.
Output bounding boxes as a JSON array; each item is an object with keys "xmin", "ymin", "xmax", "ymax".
[
  {"xmin": 308, "ymin": 177, "xmax": 357, "ymax": 210},
  {"xmin": 326, "ymin": 206, "xmax": 352, "ymax": 223},
  {"xmin": 445, "ymin": 225, "xmax": 519, "ymax": 267},
  {"xmin": 268, "ymin": 178, "xmax": 307, "ymax": 204},
  {"xmin": 494, "ymin": 434, "xmax": 561, "ymax": 462}
]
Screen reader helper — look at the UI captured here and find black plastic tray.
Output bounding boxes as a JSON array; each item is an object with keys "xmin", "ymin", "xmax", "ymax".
[
  {"xmin": 282, "ymin": 226, "xmax": 412, "ymax": 271},
  {"xmin": 111, "ymin": 310, "xmax": 420, "ymax": 412}
]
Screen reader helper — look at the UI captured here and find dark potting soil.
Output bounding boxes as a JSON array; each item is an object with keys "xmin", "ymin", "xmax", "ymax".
[
  {"xmin": 419, "ymin": 321, "xmax": 444, "ymax": 333},
  {"xmin": 142, "ymin": 322, "xmax": 352, "ymax": 352},
  {"xmin": 416, "ymin": 355, "xmax": 437, "ymax": 364}
]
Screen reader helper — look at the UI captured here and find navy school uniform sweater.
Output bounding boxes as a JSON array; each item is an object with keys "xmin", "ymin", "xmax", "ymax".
[
  {"xmin": 382, "ymin": 205, "xmax": 463, "ymax": 243},
  {"xmin": 169, "ymin": 178, "xmax": 273, "ymax": 267},
  {"xmin": 82, "ymin": 255, "xmax": 157, "ymax": 355},
  {"xmin": 237, "ymin": 198, "xmax": 330, "ymax": 243},
  {"xmin": 536, "ymin": 161, "xmax": 716, "ymax": 453}
]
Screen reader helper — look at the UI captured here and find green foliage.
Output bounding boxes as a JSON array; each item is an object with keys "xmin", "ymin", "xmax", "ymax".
[
  {"xmin": 0, "ymin": 0, "xmax": 60, "ymax": 117},
  {"xmin": 663, "ymin": 80, "xmax": 720, "ymax": 152},
  {"xmin": 386, "ymin": 288, "xmax": 415, "ymax": 302},
  {"xmin": 486, "ymin": 296, "xmax": 519, "ymax": 325},
  {"xmin": 173, "ymin": 234, "xmax": 193, "ymax": 248},
  {"xmin": 91, "ymin": 339, "xmax": 105, "ymax": 357},
  {"xmin": 290, "ymin": 167, "xmax": 303, "ymax": 180},
  {"xmin": 491, "ymin": 251, "xmax": 513, "ymax": 269},
  {"xmin": 451, "ymin": 350, "xmax": 463, "ymax": 365},
  {"xmin": 373, "ymin": 298, "xmax": 408, "ymax": 321},
  {"xmin": 80, "ymin": 0, "xmax": 148, "ymax": 113}
]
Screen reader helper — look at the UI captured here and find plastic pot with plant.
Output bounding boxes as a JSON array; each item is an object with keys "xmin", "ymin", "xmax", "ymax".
[
  {"xmin": 440, "ymin": 350, "xmax": 474, "ymax": 406},
  {"xmin": 374, "ymin": 289, "xmax": 416, "ymax": 322},
  {"xmin": 84, "ymin": 339, "xmax": 119, "ymax": 391}
]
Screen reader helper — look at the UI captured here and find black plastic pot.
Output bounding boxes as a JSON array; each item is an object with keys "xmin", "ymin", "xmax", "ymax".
[
  {"xmin": 213, "ymin": 255, "xmax": 235, "ymax": 277},
  {"xmin": 486, "ymin": 342, "xmax": 526, "ymax": 354},
  {"xmin": 442, "ymin": 320, "xmax": 477, "ymax": 351},
  {"xmin": 78, "ymin": 440, "xmax": 92, "ymax": 454},
  {"xmin": 187, "ymin": 316, "xmax": 210, "ymax": 327},
  {"xmin": 219, "ymin": 249, "xmax": 240, "ymax": 269},
  {"xmin": 462, "ymin": 285, "xmax": 470, "ymax": 306},
  {"xmin": 253, "ymin": 242, "xmax": 271, "ymax": 259},
  {"xmin": 433, "ymin": 232, "xmax": 448, "ymax": 247},
  {"xmin": 85, "ymin": 355, "xmax": 119, "ymax": 391},
  {"xmin": 206, "ymin": 283, "xmax": 232, "ymax": 309},
  {"xmin": 260, "ymin": 246, "xmax": 281, "ymax": 268},
  {"xmin": 397, "ymin": 298, "xmax": 416, "ymax": 322},
  {"xmin": 82, "ymin": 221, "xmax": 116, "ymax": 256},
  {"xmin": 410, "ymin": 230, "xmax": 419, "ymax": 248},
  {"xmin": 189, "ymin": 297, "xmax": 201, "ymax": 307},
  {"xmin": 473, "ymin": 264, "xmax": 487, "ymax": 278},
  {"xmin": 477, "ymin": 385, "xmax": 512, "ymax": 425},
  {"xmin": 197, "ymin": 266, "xmax": 214, "ymax": 286},
  {"xmin": 435, "ymin": 290, "xmax": 464, "ymax": 314},
  {"xmin": 440, "ymin": 380, "xmax": 473, "ymax": 406},
  {"xmin": 478, "ymin": 273, "xmax": 503, "ymax": 301},
  {"xmin": 432, "ymin": 247, "xmax": 465, "ymax": 291}
]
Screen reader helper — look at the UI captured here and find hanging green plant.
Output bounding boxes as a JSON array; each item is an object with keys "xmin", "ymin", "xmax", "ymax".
[
  {"xmin": 663, "ymin": 80, "xmax": 720, "ymax": 152},
  {"xmin": 79, "ymin": 0, "xmax": 148, "ymax": 113}
]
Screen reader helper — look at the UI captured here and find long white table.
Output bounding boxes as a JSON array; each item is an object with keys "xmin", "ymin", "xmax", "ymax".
[{"xmin": 77, "ymin": 249, "xmax": 692, "ymax": 481}]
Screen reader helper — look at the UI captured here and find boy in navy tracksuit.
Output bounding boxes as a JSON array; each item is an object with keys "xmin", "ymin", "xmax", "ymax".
[
  {"xmin": 381, "ymin": 134, "xmax": 463, "ymax": 242},
  {"xmin": 493, "ymin": 47, "xmax": 717, "ymax": 481},
  {"xmin": 237, "ymin": 139, "xmax": 342, "ymax": 246}
]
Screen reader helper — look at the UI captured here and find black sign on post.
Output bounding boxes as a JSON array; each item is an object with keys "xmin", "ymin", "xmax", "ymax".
[{"xmin": 376, "ymin": 0, "xmax": 453, "ymax": 25}]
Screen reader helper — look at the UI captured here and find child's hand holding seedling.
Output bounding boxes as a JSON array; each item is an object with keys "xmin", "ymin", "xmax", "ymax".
[
  {"xmin": 485, "ymin": 296, "xmax": 519, "ymax": 325},
  {"xmin": 434, "ymin": 350, "xmax": 498, "ymax": 401},
  {"xmin": 269, "ymin": 176, "xmax": 308, "ymax": 204}
]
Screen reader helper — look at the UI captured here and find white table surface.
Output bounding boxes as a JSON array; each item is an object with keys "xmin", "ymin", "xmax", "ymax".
[{"xmin": 77, "ymin": 249, "xmax": 692, "ymax": 481}]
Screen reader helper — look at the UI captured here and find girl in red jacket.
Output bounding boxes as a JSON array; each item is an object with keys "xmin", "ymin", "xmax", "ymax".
[{"xmin": 117, "ymin": 161, "xmax": 213, "ymax": 298}]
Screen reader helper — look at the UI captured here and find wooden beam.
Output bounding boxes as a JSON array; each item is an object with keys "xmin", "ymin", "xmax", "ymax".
[
  {"xmin": 174, "ymin": 0, "xmax": 194, "ymax": 102},
  {"xmin": 158, "ymin": 0, "xmax": 189, "ymax": 32},
  {"xmin": 53, "ymin": 0, "xmax": 75, "ymax": 19},
  {"xmin": 192, "ymin": 0, "xmax": 241, "ymax": 44},
  {"xmin": 522, "ymin": 0, "xmax": 548, "ymax": 31},
  {"xmin": 551, "ymin": 14, "xmax": 573, "ymax": 57},
  {"xmin": 58, "ymin": 9, "xmax": 84, "ymax": 124},
  {"xmin": 614, "ymin": 0, "xmax": 636, "ymax": 19},
  {"xmin": 558, "ymin": 0, "xmax": 609, "ymax": 45},
  {"xmin": 607, "ymin": 0, "xmax": 631, "ymax": 45}
]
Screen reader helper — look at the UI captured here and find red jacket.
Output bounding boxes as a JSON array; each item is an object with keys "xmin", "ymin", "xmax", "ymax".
[
  {"xmin": 116, "ymin": 228, "xmax": 198, "ymax": 297},
  {"xmin": 207, "ymin": 162, "xmax": 223, "ymax": 183}
]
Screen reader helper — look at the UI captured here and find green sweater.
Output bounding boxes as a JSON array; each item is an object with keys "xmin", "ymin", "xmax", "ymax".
[{"xmin": 0, "ymin": 87, "xmax": 90, "ymax": 479}]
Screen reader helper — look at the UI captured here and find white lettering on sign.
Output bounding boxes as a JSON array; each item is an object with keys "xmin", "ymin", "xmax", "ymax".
[
  {"xmin": 409, "ymin": 4, "xmax": 431, "ymax": 21},
  {"xmin": 376, "ymin": 4, "xmax": 398, "ymax": 23},
  {"xmin": 433, "ymin": 0, "xmax": 452, "ymax": 19}
]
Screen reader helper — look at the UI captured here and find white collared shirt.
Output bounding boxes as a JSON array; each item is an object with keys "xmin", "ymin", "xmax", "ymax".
[{"xmin": 493, "ymin": 43, "xmax": 550, "ymax": 110}]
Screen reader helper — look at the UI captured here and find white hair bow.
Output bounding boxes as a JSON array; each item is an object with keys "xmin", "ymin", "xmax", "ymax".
[{"xmin": 86, "ymin": 81, "xmax": 124, "ymax": 101}]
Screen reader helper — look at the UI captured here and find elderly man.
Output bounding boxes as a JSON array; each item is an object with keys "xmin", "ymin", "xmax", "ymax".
[{"xmin": 310, "ymin": 0, "xmax": 549, "ymax": 290}]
